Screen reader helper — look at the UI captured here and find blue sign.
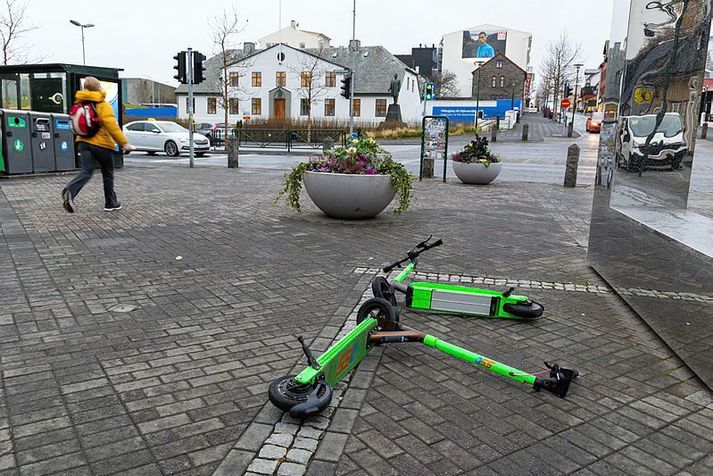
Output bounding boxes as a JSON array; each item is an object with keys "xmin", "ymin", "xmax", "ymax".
[
  {"xmin": 350, "ymin": 133, "xmax": 358, "ymax": 139},
  {"xmin": 54, "ymin": 119, "xmax": 70, "ymax": 130},
  {"xmin": 433, "ymin": 99, "xmax": 522, "ymax": 124},
  {"xmin": 61, "ymin": 141, "xmax": 68, "ymax": 151}
]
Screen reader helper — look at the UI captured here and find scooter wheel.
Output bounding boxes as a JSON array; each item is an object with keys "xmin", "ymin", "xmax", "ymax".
[
  {"xmin": 371, "ymin": 277, "xmax": 397, "ymax": 306},
  {"xmin": 268, "ymin": 375, "xmax": 331, "ymax": 416},
  {"xmin": 503, "ymin": 300, "xmax": 544, "ymax": 319},
  {"xmin": 356, "ymin": 297, "xmax": 399, "ymax": 329}
]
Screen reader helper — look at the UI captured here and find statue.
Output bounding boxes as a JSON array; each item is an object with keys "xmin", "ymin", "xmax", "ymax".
[{"xmin": 388, "ymin": 73, "xmax": 401, "ymax": 104}]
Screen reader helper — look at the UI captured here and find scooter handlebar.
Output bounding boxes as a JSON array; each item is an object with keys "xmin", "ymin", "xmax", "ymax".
[{"xmin": 381, "ymin": 238, "xmax": 443, "ymax": 272}]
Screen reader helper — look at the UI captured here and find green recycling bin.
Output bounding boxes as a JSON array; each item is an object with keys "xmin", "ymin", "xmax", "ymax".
[{"xmin": 1, "ymin": 110, "xmax": 32, "ymax": 174}]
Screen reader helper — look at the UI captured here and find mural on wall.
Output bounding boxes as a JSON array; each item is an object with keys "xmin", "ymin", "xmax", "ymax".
[{"xmin": 462, "ymin": 30, "xmax": 507, "ymax": 59}]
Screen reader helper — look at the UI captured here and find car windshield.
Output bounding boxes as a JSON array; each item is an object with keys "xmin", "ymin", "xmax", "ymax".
[
  {"xmin": 629, "ymin": 114, "xmax": 682, "ymax": 138},
  {"xmin": 158, "ymin": 122, "xmax": 187, "ymax": 133}
]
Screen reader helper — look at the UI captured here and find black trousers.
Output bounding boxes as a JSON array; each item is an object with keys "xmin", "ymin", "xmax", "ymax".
[{"xmin": 64, "ymin": 142, "xmax": 118, "ymax": 208}]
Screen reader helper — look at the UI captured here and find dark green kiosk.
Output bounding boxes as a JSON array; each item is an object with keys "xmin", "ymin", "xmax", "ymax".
[{"xmin": 0, "ymin": 63, "xmax": 124, "ymax": 174}]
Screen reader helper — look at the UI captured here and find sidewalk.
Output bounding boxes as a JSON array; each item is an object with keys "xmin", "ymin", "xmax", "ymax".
[{"xmin": 0, "ymin": 164, "xmax": 711, "ymax": 475}]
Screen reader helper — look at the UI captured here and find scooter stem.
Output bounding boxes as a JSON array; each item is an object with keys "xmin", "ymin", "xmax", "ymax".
[{"xmin": 422, "ymin": 335, "xmax": 536, "ymax": 385}]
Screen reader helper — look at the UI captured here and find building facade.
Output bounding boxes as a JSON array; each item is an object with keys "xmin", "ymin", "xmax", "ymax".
[
  {"xmin": 175, "ymin": 42, "xmax": 422, "ymax": 125},
  {"xmin": 396, "ymin": 44, "xmax": 439, "ymax": 78},
  {"xmin": 121, "ymin": 78, "xmax": 176, "ymax": 105},
  {"xmin": 471, "ymin": 54, "xmax": 526, "ymax": 103},
  {"xmin": 258, "ymin": 20, "xmax": 330, "ymax": 49},
  {"xmin": 441, "ymin": 24, "xmax": 532, "ymax": 97}
]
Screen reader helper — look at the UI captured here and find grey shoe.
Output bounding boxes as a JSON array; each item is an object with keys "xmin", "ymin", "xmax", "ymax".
[{"xmin": 62, "ymin": 190, "xmax": 76, "ymax": 213}]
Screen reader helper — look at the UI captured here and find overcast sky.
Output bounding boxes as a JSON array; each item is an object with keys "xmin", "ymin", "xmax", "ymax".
[{"xmin": 22, "ymin": 0, "xmax": 615, "ymax": 85}]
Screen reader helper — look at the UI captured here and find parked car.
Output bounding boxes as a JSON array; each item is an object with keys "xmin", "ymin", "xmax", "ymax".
[
  {"xmin": 123, "ymin": 120, "xmax": 210, "ymax": 157},
  {"xmin": 211, "ymin": 123, "xmax": 239, "ymax": 144},
  {"xmin": 616, "ymin": 112, "xmax": 687, "ymax": 171},
  {"xmin": 586, "ymin": 111, "xmax": 604, "ymax": 133},
  {"xmin": 195, "ymin": 122, "xmax": 215, "ymax": 143}
]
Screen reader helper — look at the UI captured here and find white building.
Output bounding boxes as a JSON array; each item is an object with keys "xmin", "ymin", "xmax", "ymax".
[
  {"xmin": 258, "ymin": 20, "xmax": 330, "ymax": 49},
  {"xmin": 175, "ymin": 42, "xmax": 422, "ymax": 125},
  {"xmin": 441, "ymin": 24, "xmax": 532, "ymax": 97}
]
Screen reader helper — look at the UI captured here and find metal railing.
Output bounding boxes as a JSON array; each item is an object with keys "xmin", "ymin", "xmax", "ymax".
[{"xmin": 211, "ymin": 128, "xmax": 346, "ymax": 151}]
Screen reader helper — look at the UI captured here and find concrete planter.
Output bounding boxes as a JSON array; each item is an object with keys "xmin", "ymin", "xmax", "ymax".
[
  {"xmin": 303, "ymin": 171, "xmax": 396, "ymax": 219},
  {"xmin": 453, "ymin": 161, "xmax": 502, "ymax": 185}
]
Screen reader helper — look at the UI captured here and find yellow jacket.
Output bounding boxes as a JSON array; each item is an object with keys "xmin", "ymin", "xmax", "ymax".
[{"xmin": 75, "ymin": 90, "xmax": 128, "ymax": 151}]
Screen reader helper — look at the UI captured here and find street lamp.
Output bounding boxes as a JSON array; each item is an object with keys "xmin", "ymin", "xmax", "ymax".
[
  {"xmin": 70, "ymin": 20, "xmax": 94, "ymax": 65},
  {"xmin": 571, "ymin": 63, "xmax": 584, "ymax": 128},
  {"xmin": 474, "ymin": 60, "xmax": 484, "ymax": 128}
]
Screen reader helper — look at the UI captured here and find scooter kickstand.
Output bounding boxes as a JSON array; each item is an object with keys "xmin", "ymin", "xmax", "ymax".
[
  {"xmin": 297, "ymin": 336, "xmax": 321, "ymax": 370},
  {"xmin": 503, "ymin": 286, "xmax": 516, "ymax": 297}
]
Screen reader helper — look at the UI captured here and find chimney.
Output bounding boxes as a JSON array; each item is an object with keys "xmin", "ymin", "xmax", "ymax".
[
  {"xmin": 244, "ymin": 42, "xmax": 256, "ymax": 54},
  {"xmin": 419, "ymin": 43, "xmax": 422, "ymax": 48},
  {"xmin": 290, "ymin": 19, "xmax": 296, "ymax": 28},
  {"xmin": 349, "ymin": 39, "xmax": 361, "ymax": 51}
]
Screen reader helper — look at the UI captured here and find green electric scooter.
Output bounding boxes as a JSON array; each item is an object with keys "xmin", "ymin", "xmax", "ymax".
[
  {"xmin": 372, "ymin": 237, "xmax": 544, "ymax": 320},
  {"xmin": 269, "ymin": 298, "xmax": 578, "ymax": 418}
]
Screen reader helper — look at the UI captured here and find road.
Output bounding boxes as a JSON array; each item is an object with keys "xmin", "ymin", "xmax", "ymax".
[{"xmin": 125, "ymin": 114, "xmax": 600, "ymax": 186}]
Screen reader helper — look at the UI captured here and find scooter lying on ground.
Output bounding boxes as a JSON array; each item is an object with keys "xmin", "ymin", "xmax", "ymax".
[
  {"xmin": 371, "ymin": 236, "xmax": 544, "ymax": 320},
  {"xmin": 269, "ymin": 298, "xmax": 578, "ymax": 418}
]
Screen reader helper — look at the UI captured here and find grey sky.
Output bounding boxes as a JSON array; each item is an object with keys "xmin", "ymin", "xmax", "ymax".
[{"xmin": 23, "ymin": 0, "xmax": 615, "ymax": 86}]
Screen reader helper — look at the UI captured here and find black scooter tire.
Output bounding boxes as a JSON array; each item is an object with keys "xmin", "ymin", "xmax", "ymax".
[
  {"xmin": 371, "ymin": 277, "xmax": 397, "ymax": 306},
  {"xmin": 268, "ymin": 375, "xmax": 330, "ymax": 415},
  {"xmin": 503, "ymin": 301, "xmax": 544, "ymax": 319},
  {"xmin": 356, "ymin": 297, "xmax": 399, "ymax": 328}
]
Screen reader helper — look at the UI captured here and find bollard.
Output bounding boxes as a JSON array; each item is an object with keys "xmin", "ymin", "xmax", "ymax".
[
  {"xmin": 521, "ymin": 124, "xmax": 529, "ymax": 141},
  {"xmin": 567, "ymin": 121, "xmax": 574, "ymax": 138},
  {"xmin": 227, "ymin": 137, "xmax": 239, "ymax": 168},
  {"xmin": 702, "ymin": 123, "xmax": 708, "ymax": 140},
  {"xmin": 564, "ymin": 144, "xmax": 579, "ymax": 187},
  {"xmin": 491, "ymin": 122, "xmax": 498, "ymax": 143},
  {"xmin": 323, "ymin": 137, "xmax": 334, "ymax": 154}
]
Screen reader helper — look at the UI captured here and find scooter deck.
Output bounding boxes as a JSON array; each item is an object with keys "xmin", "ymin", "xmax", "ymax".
[{"xmin": 406, "ymin": 282, "xmax": 528, "ymax": 318}]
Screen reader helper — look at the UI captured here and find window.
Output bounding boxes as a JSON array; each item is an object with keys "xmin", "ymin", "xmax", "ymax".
[
  {"xmin": 352, "ymin": 98, "xmax": 361, "ymax": 117},
  {"xmin": 276, "ymin": 71, "xmax": 286, "ymax": 87},
  {"xmin": 500, "ymin": 76, "xmax": 505, "ymax": 88},
  {"xmin": 300, "ymin": 71, "xmax": 311, "ymax": 88},
  {"xmin": 146, "ymin": 123, "xmax": 160, "ymax": 133},
  {"xmin": 229, "ymin": 98, "xmax": 239, "ymax": 114},
  {"xmin": 326, "ymin": 72, "xmax": 336, "ymax": 87},
  {"xmin": 496, "ymin": 60, "xmax": 503, "ymax": 69},
  {"xmin": 207, "ymin": 97, "xmax": 217, "ymax": 114},
  {"xmin": 229, "ymin": 72, "xmax": 239, "ymax": 87},
  {"xmin": 375, "ymin": 99, "xmax": 387, "ymax": 117},
  {"xmin": 299, "ymin": 42, "xmax": 306, "ymax": 49},
  {"xmin": 252, "ymin": 97, "xmax": 262, "ymax": 115},
  {"xmin": 252, "ymin": 72, "xmax": 262, "ymax": 87},
  {"xmin": 300, "ymin": 98, "xmax": 310, "ymax": 116},
  {"xmin": 126, "ymin": 122, "xmax": 145, "ymax": 131},
  {"xmin": 324, "ymin": 98, "xmax": 335, "ymax": 116}
]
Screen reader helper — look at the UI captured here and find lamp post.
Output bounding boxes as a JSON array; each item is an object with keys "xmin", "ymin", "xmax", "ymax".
[
  {"xmin": 572, "ymin": 63, "xmax": 583, "ymax": 126},
  {"xmin": 69, "ymin": 20, "xmax": 94, "ymax": 65},
  {"xmin": 474, "ymin": 60, "xmax": 484, "ymax": 128}
]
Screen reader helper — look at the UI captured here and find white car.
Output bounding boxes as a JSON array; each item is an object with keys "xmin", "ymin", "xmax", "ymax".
[
  {"xmin": 617, "ymin": 113, "xmax": 687, "ymax": 171},
  {"xmin": 123, "ymin": 120, "xmax": 210, "ymax": 157}
]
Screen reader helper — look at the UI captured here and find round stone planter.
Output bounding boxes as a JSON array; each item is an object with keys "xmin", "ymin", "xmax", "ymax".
[
  {"xmin": 303, "ymin": 171, "xmax": 396, "ymax": 219},
  {"xmin": 452, "ymin": 161, "xmax": 503, "ymax": 185}
]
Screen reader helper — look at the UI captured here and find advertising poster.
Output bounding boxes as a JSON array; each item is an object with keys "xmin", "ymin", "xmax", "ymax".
[{"xmin": 462, "ymin": 30, "xmax": 507, "ymax": 59}]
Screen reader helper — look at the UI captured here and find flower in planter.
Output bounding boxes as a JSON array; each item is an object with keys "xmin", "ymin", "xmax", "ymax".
[
  {"xmin": 276, "ymin": 136, "xmax": 414, "ymax": 214},
  {"xmin": 452, "ymin": 135, "xmax": 500, "ymax": 167}
]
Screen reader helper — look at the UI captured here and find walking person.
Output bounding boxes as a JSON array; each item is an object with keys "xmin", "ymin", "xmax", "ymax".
[{"xmin": 62, "ymin": 77, "xmax": 134, "ymax": 213}]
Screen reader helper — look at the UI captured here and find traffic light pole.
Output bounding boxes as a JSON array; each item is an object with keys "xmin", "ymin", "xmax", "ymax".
[
  {"xmin": 187, "ymin": 48, "xmax": 195, "ymax": 168},
  {"xmin": 348, "ymin": 0, "xmax": 356, "ymax": 137}
]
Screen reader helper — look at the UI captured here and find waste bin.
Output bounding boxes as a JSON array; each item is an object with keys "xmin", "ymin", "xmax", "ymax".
[
  {"xmin": 52, "ymin": 114, "xmax": 75, "ymax": 171},
  {"xmin": 29, "ymin": 111, "xmax": 54, "ymax": 173},
  {"xmin": 1, "ymin": 110, "xmax": 32, "ymax": 174}
]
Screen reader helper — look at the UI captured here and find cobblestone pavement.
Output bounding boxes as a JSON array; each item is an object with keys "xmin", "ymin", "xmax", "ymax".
[{"xmin": 0, "ymin": 163, "xmax": 711, "ymax": 475}]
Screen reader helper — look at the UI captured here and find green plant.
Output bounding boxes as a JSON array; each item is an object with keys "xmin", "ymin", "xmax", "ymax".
[
  {"xmin": 276, "ymin": 137, "xmax": 414, "ymax": 214},
  {"xmin": 452, "ymin": 135, "xmax": 500, "ymax": 166}
]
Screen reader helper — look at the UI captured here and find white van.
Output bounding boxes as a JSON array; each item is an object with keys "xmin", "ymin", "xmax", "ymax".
[{"xmin": 617, "ymin": 113, "xmax": 687, "ymax": 171}]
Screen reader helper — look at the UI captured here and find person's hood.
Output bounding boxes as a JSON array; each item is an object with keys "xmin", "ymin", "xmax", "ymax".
[{"xmin": 75, "ymin": 90, "xmax": 106, "ymax": 103}]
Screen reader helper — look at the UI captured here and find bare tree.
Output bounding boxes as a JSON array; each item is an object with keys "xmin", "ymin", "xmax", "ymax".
[
  {"xmin": 210, "ymin": 7, "xmax": 246, "ymax": 143},
  {"xmin": 538, "ymin": 33, "xmax": 582, "ymax": 121},
  {"xmin": 132, "ymin": 79, "xmax": 154, "ymax": 104},
  {"xmin": 292, "ymin": 45, "xmax": 330, "ymax": 133},
  {"xmin": 0, "ymin": 0, "xmax": 36, "ymax": 65},
  {"xmin": 429, "ymin": 70, "xmax": 458, "ymax": 98}
]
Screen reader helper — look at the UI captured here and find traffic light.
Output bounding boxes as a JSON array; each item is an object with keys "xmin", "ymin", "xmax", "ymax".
[
  {"xmin": 193, "ymin": 51, "xmax": 206, "ymax": 84},
  {"xmin": 340, "ymin": 73, "xmax": 352, "ymax": 99},
  {"xmin": 564, "ymin": 82, "xmax": 573, "ymax": 97},
  {"xmin": 173, "ymin": 51, "xmax": 187, "ymax": 84},
  {"xmin": 424, "ymin": 82, "xmax": 436, "ymax": 100}
]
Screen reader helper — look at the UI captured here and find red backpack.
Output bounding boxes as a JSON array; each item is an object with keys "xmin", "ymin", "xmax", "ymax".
[{"xmin": 69, "ymin": 101, "xmax": 101, "ymax": 137}]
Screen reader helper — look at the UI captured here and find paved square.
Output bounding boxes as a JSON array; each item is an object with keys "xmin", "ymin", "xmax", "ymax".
[{"xmin": 1, "ymin": 162, "xmax": 711, "ymax": 475}]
